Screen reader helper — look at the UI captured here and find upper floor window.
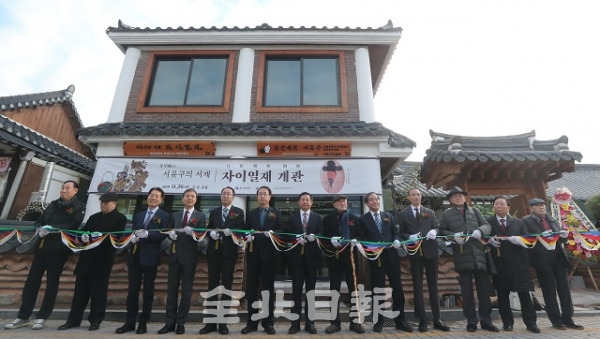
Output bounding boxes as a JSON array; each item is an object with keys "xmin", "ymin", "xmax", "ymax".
[
  {"xmin": 257, "ymin": 51, "xmax": 348, "ymax": 113},
  {"xmin": 137, "ymin": 51, "xmax": 235, "ymax": 113}
]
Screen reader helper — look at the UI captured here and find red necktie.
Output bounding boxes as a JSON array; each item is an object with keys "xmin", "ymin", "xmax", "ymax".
[
  {"xmin": 500, "ymin": 218, "xmax": 506, "ymax": 232},
  {"xmin": 182, "ymin": 211, "xmax": 189, "ymax": 226},
  {"xmin": 541, "ymin": 217, "xmax": 551, "ymax": 231}
]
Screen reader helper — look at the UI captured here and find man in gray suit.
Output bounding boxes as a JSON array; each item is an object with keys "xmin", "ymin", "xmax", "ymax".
[{"xmin": 158, "ymin": 188, "xmax": 206, "ymax": 335}]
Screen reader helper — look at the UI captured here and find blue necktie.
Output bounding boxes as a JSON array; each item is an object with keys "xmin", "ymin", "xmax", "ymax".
[
  {"xmin": 222, "ymin": 208, "xmax": 229, "ymax": 223},
  {"xmin": 143, "ymin": 210, "xmax": 153, "ymax": 228},
  {"xmin": 374, "ymin": 213, "xmax": 382, "ymax": 233},
  {"xmin": 260, "ymin": 208, "xmax": 267, "ymax": 228},
  {"xmin": 339, "ymin": 212, "xmax": 350, "ymax": 239}
]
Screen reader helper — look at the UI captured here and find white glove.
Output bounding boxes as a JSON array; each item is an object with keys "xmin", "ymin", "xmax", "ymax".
[
  {"xmin": 472, "ymin": 229, "xmax": 482, "ymax": 239},
  {"xmin": 264, "ymin": 231, "xmax": 271, "ymax": 237},
  {"xmin": 306, "ymin": 233, "xmax": 316, "ymax": 242},
  {"xmin": 210, "ymin": 230, "xmax": 219, "ymax": 240},
  {"xmin": 331, "ymin": 236, "xmax": 341, "ymax": 248},
  {"xmin": 426, "ymin": 229, "xmax": 437, "ymax": 240},
  {"xmin": 393, "ymin": 239, "xmax": 401, "ymax": 249},
  {"xmin": 541, "ymin": 230, "xmax": 552, "ymax": 237},
  {"xmin": 454, "ymin": 232, "xmax": 465, "ymax": 245},
  {"xmin": 81, "ymin": 234, "xmax": 90, "ymax": 243},
  {"xmin": 508, "ymin": 236, "xmax": 520, "ymax": 245},
  {"xmin": 488, "ymin": 236, "xmax": 501, "ymax": 248},
  {"xmin": 38, "ymin": 225, "xmax": 51, "ymax": 238},
  {"xmin": 223, "ymin": 228, "xmax": 232, "ymax": 237},
  {"xmin": 91, "ymin": 232, "xmax": 102, "ymax": 238},
  {"xmin": 135, "ymin": 229, "xmax": 148, "ymax": 238},
  {"xmin": 351, "ymin": 239, "xmax": 358, "ymax": 245},
  {"xmin": 559, "ymin": 230, "xmax": 569, "ymax": 238},
  {"xmin": 169, "ymin": 230, "xmax": 177, "ymax": 240},
  {"xmin": 409, "ymin": 233, "xmax": 419, "ymax": 242},
  {"xmin": 183, "ymin": 226, "xmax": 193, "ymax": 235},
  {"xmin": 130, "ymin": 235, "xmax": 139, "ymax": 244},
  {"xmin": 246, "ymin": 235, "xmax": 255, "ymax": 243},
  {"xmin": 297, "ymin": 237, "xmax": 306, "ymax": 245}
]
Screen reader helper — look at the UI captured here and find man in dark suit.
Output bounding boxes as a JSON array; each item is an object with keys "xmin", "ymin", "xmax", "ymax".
[
  {"xmin": 158, "ymin": 188, "xmax": 206, "ymax": 335},
  {"xmin": 487, "ymin": 196, "xmax": 539, "ymax": 333},
  {"xmin": 200, "ymin": 186, "xmax": 246, "ymax": 335},
  {"xmin": 5, "ymin": 180, "xmax": 85, "ymax": 331},
  {"xmin": 398, "ymin": 188, "xmax": 450, "ymax": 332},
  {"xmin": 522, "ymin": 198, "xmax": 583, "ymax": 330},
  {"xmin": 241, "ymin": 186, "xmax": 281, "ymax": 335},
  {"xmin": 357, "ymin": 192, "xmax": 412, "ymax": 333},
  {"xmin": 116, "ymin": 187, "xmax": 170, "ymax": 335},
  {"xmin": 57, "ymin": 192, "xmax": 127, "ymax": 332},
  {"xmin": 323, "ymin": 194, "xmax": 364, "ymax": 334},
  {"xmin": 284, "ymin": 192, "xmax": 323, "ymax": 334}
]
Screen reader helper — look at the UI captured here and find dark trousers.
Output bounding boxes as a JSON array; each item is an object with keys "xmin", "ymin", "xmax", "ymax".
[
  {"xmin": 409, "ymin": 255, "xmax": 441, "ymax": 323},
  {"xmin": 205, "ymin": 253, "xmax": 236, "ymax": 326},
  {"xmin": 66, "ymin": 273, "xmax": 110, "ymax": 325},
  {"xmin": 125, "ymin": 262, "xmax": 158, "ymax": 323},
  {"xmin": 327, "ymin": 251, "xmax": 360, "ymax": 325},
  {"xmin": 245, "ymin": 259, "xmax": 275, "ymax": 327},
  {"xmin": 497, "ymin": 289, "xmax": 537, "ymax": 327},
  {"xmin": 368, "ymin": 253, "xmax": 405, "ymax": 324},
  {"xmin": 165, "ymin": 261, "xmax": 197, "ymax": 325},
  {"xmin": 18, "ymin": 252, "xmax": 68, "ymax": 320},
  {"xmin": 458, "ymin": 270, "xmax": 493, "ymax": 326},
  {"xmin": 535, "ymin": 259, "xmax": 573, "ymax": 325},
  {"xmin": 289, "ymin": 263, "xmax": 318, "ymax": 326}
]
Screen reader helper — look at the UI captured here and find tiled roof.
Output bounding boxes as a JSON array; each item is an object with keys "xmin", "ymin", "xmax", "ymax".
[
  {"xmin": 424, "ymin": 129, "xmax": 582, "ymax": 163},
  {"xmin": 0, "ymin": 85, "xmax": 84, "ymax": 129},
  {"xmin": 0, "ymin": 115, "xmax": 95, "ymax": 175},
  {"xmin": 77, "ymin": 121, "xmax": 416, "ymax": 148}
]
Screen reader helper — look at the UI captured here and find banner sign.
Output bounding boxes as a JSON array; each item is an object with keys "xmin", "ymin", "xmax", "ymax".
[
  {"xmin": 123, "ymin": 141, "xmax": 216, "ymax": 156},
  {"xmin": 0, "ymin": 157, "xmax": 10, "ymax": 172},
  {"xmin": 89, "ymin": 157, "xmax": 381, "ymax": 195},
  {"xmin": 257, "ymin": 142, "xmax": 351, "ymax": 157}
]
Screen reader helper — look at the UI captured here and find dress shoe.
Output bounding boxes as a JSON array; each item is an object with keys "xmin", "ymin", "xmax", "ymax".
[
  {"xmin": 481, "ymin": 323, "xmax": 500, "ymax": 332},
  {"xmin": 288, "ymin": 324, "xmax": 300, "ymax": 334},
  {"xmin": 136, "ymin": 322, "xmax": 147, "ymax": 334},
  {"xmin": 89, "ymin": 323, "xmax": 100, "ymax": 331},
  {"xmin": 433, "ymin": 321, "xmax": 450, "ymax": 331},
  {"xmin": 552, "ymin": 323, "xmax": 567, "ymax": 330},
  {"xmin": 115, "ymin": 322, "xmax": 136, "ymax": 334},
  {"xmin": 527, "ymin": 325, "xmax": 541, "ymax": 333},
  {"xmin": 418, "ymin": 322, "xmax": 428, "ymax": 332},
  {"xmin": 325, "ymin": 323, "xmax": 341, "ymax": 333},
  {"xmin": 466, "ymin": 323, "xmax": 477, "ymax": 332},
  {"xmin": 564, "ymin": 320, "xmax": 584, "ymax": 330},
  {"xmin": 241, "ymin": 325, "xmax": 257, "ymax": 334},
  {"xmin": 200, "ymin": 324, "xmax": 217, "ymax": 334},
  {"xmin": 349, "ymin": 323, "xmax": 365, "ymax": 333},
  {"xmin": 305, "ymin": 324, "xmax": 317, "ymax": 334},
  {"xmin": 264, "ymin": 325, "xmax": 276, "ymax": 335},
  {"xmin": 218, "ymin": 324, "xmax": 229, "ymax": 335},
  {"xmin": 373, "ymin": 321, "xmax": 383, "ymax": 333},
  {"xmin": 396, "ymin": 320, "xmax": 413, "ymax": 332},
  {"xmin": 175, "ymin": 324, "xmax": 185, "ymax": 334},
  {"xmin": 158, "ymin": 324, "xmax": 175, "ymax": 334},
  {"xmin": 503, "ymin": 324, "xmax": 513, "ymax": 331},
  {"xmin": 57, "ymin": 322, "xmax": 79, "ymax": 330}
]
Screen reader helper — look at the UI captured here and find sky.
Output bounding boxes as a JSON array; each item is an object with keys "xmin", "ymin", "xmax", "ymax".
[{"xmin": 1, "ymin": 0, "xmax": 599, "ymax": 164}]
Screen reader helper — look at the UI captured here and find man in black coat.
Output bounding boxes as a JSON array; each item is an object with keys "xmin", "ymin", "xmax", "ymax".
[
  {"xmin": 398, "ymin": 188, "xmax": 450, "ymax": 332},
  {"xmin": 284, "ymin": 192, "xmax": 323, "ymax": 334},
  {"xmin": 522, "ymin": 198, "xmax": 583, "ymax": 330},
  {"xmin": 241, "ymin": 186, "xmax": 281, "ymax": 335},
  {"xmin": 158, "ymin": 188, "xmax": 206, "ymax": 335},
  {"xmin": 200, "ymin": 186, "xmax": 246, "ymax": 336},
  {"xmin": 116, "ymin": 187, "xmax": 170, "ymax": 335},
  {"xmin": 58, "ymin": 192, "xmax": 127, "ymax": 331},
  {"xmin": 322, "ymin": 195, "xmax": 364, "ymax": 334},
  {"xmin": 5, "ymin": 180, "xmax": 85, "ymax": 331},
  {"xmin": 487, "ymin": 196, "xmax": 539, "ymax": 333},
  {"xmin": 357, "ymin": 192, "xmax": 412, "ymax": 333}
]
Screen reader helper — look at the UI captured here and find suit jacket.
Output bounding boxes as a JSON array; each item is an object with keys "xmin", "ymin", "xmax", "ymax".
[
  {"xmin": 128, "ymin": 208, "xmax": 170, "ymax": 266},
  {"xmin": 357, "ymin": 210, "xmax": 400, "ymax": 265},
  {"xmin": 75, "ymin": 208, "xmax": 127, "ymax": 276},
  {"xmin": 245, "ymin": 206, "xmax": 282, "ymax": 264},
  {"xmin": 284, "ymin": 210, "xmax": 323, "ymax": 266},
  {"xmin": 35, "ymin": 197, "xmax": 86, "ymax": 255},
  {"xmin": 522, "ymin": 212, "xmax": 570, "ymax": 271},
  {"xmin": 166, "ymin": 209, "xmax": 206, "ymax": 265},
  {"xmin": 398, "ymin": 205, "xmax": 439, "ymax": 259},
  {"xmin": 323, "ymin": 211, "xmax": 360, "ymax": 250},
  {"xmin": 206, "ymin": 205, "xmax": 246, "ymax": 259}
]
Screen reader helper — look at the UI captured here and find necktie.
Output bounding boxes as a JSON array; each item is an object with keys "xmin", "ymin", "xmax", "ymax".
[
  {"xmin": 260, "ymin": 208, "xmax": 267, "ymax": 228},
  {"xmin": 143, "ymin": 210, "xmax": 153, "ymax": 228},
  {"xmin": 500, "ymin": 218, "xmax": 506, "ymax": 232},
  {"xmin": 541, "ymin": 217, "xmax": 551, "ymax": 231},
  {"xmin": 182, "ymin": 210, "xmax": 189, "ymax": 226},
  {"xmin": 339, "ymin": 212, "xmax": 350, "ymax": 239},
  {"xmin": 374, "ymin": 213, "xmax": 382, "ymax": 233},
  {"xmin": 415, "ymin": 208, "xmax": 421, "ymax": 222},
  {"xmin": 222, "ymin": 208, "xmax": 229, "ymax": 223},
  {"xmin": 302, "ymin": 212, "xmax": 308, "ymax": 229}
]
